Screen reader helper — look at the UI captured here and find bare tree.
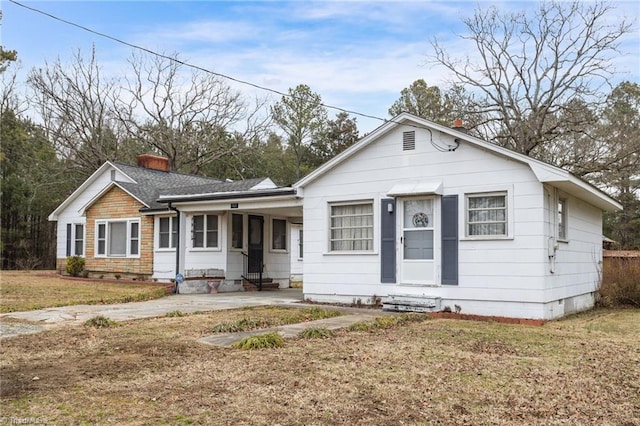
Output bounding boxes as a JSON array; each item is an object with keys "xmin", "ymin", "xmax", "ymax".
[
  {"xmin": 115, "ymin": 52, "xmax": 256, "ymax": 174},
  {"xmin": 430, "ymin": 1, "xmax": 632, "ymax": 156},
  {"xmin": 27, "ymin": 47, "xmax": 128, "ymax": 176}
]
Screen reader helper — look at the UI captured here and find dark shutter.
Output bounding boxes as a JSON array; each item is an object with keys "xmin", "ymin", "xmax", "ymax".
[
  {"xmin": 441, "ymin": 195, "xmax": 459, "ymax": 285},
  {"xmin": 66, "ymin": 223, "xmax": 72, "ymax": 257},
  {"xmin": 380, "ymin": 198, "xmax": 396, "ymax": 283}
]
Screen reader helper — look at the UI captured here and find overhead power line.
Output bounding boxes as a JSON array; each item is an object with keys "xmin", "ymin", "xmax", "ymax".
[{"xmin": 8, "ymin": 0, "xmax": 390, "ymax": 124}]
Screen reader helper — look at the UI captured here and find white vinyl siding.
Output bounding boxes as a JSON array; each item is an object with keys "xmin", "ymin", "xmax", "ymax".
[
  {"xmin": 329, "ymin": 202, "xmax": 373, "ymax": 252},
  {"xmin": 192, "ymin": 214, "xmax": 219, "ymax": 249},
  {"xmin": 95, "ymin": 219, "xmax": 140, "ymax": 258},
  {"xmin": 466, "ymin": 192, "xmax": 507, "ymax": 237}
]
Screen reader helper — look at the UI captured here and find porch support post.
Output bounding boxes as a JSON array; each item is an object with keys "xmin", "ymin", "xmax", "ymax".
[{"xmin": 168, "ymin": 202, "xmax": 181, "ymax": 293}]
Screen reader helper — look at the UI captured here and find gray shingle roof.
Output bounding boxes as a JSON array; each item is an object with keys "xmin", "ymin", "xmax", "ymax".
[
  {"xmin": 157, "ymin": 178, "xmax": 267, "ymax": 197},
  {"xmin": 112, "ymin": 162, "xmax": 223, "ymax": 211},
  {"xmin": 112, "ymin": 163, "xmax": 272, "ymax": 212}
]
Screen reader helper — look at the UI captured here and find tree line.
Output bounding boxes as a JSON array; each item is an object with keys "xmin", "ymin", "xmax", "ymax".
[{"xmin": 1, "ymin": 1, "xmax": 638, "ymax": 270}]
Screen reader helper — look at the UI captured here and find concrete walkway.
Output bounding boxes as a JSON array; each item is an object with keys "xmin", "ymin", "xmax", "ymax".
[{"xmin": 0, "ymin": 289, "xmax": 395, "ymax": 342}]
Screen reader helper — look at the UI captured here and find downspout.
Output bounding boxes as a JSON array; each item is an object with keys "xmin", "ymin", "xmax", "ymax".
[{"xmin": 168, "ymin": 202, "xmax": 181, "ymax": 293}]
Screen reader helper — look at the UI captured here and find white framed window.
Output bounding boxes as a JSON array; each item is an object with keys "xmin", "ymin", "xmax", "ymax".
[
  {"xmin": 329, "ymin": 201, "xmax": 374, "ymax": 252},
  {"xmin": 66, "ymin": 223, "xmax": 85, "ymax": 256},
  {"xmin": 231, "ymin": 214, "xmax": 243, "ymax": 250},
  {"xmin": 95, "ymin": 219, "xmax": 140, "ymax": 258},
  {"xmin": 466, "ymin": 192, "xmax": 507, "ymax": 237},
  {"xmin": 271, "ymin": 218, "xmax": 287, "ymax": 251},
  {"xmin": 158, "ymin": 216, "xmax": 178, "ymax": 249},
  {"xmin": 192, "ymin": 214, "xmax": 219, "ymax": 249},
  {"xmin": 558, "ymin": 198, "xmax": 567, "ymax": 240}
]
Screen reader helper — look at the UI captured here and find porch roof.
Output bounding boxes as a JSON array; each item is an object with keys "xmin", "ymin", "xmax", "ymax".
[{"xmin": 157, "ymin": 187, "xmax": 297, "ymax": 203}]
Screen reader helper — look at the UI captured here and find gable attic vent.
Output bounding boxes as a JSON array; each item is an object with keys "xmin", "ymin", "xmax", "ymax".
[
  {"xmin": 137, "ymin": 154, "xmax": 170, "ymax": 172},
  {"xmin": 403, "ymin": 131, "xmax": 416, "ymax": 151}
]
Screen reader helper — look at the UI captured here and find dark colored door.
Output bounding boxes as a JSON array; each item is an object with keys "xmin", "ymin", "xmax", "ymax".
[{"xmin": 248, "ymin": 215, "xmax": 264, "ymax": 273}]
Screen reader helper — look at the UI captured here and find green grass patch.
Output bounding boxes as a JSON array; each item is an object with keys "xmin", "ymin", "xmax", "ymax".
[
  {"xmin": 233, "ymin": 332, "xmax": 284, "ymax": 350},
  {"xmin": 84, "ymin": 315, "xmax": 117, "ymax": 328},
  {"xmin": 299, "ymin": 327, "xmax": 334, "ymax": 339},
  {"xmin": 211, "ymin": 317, "xmax": 271, "ymax": 333},
  {"xmin": 349, "ymin": 313, "xmax": 430, "ymax": 332},
  {"xmin": 210, "ymin": 307, "xmax": 342, "ymax": 333},
  {"xmin": 165, "ymin": 310, "xmax": 187, "ymax": 318}
]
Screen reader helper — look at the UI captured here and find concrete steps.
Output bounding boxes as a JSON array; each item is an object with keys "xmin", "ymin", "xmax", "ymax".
[{"xmin": 382, "ymin": 294, "xmax": 442, "ymax": 313}]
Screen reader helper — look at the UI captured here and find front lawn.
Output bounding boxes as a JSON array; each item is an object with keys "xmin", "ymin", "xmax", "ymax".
[
  {"xmin": 0, "ymin": 270, "xmax": 168, "ymax": 313},
  {"xmin": 1, "ymin": 307, "xmax": 638, "ymax": 424}
]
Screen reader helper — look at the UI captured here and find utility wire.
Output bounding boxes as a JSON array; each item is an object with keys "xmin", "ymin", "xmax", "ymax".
[{"xmin": 8, "ymin": 0, "xmax": 389, "ymax": 124}]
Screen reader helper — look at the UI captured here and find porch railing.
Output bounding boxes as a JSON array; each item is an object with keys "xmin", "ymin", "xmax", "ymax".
[{"xmin": 241, "ymin": 251, "xmax": 263, "ymax": 291}]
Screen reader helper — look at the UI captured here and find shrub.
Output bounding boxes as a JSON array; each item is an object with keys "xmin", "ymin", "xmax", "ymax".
[
  {"xmin": 65, "ymin": 256, "xmax": 85, "ymax": 277},
  {"xmin": 84, "ymin": 315, "xmax": 116, "ymax": 328},
  {"xmin": 233, "ymin": 332, "xmax": 284, "ymax": 350},
  {"xmin": 299, "ymin": 327, "xmax": 334, "ymax": 339},
  {"xmin": 598, "ymin": 258, "xmax": 640, "ymax": 307},
  {"xmin": 165, "ymin": 310, "xmax": 186, "ymax": 318}
]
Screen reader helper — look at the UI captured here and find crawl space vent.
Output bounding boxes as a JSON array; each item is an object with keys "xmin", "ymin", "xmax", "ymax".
[{"xmin": 403, "ymin": 131, "xmax": 416, "ymax": 151}]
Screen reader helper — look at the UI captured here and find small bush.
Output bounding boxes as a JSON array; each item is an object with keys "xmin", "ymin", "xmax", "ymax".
[
  {"xmin": 65, "ymin": 256, "xmax": 85, "ymax": 277},
  {"xmin": 114, "ymin": 274, "xmax": 121, "ymax": 280},
  {"xmin": 165, "ymin": 310, "xmax": 186, "ymax": 318},
  {"xmin": 598, "ymin": 258, "xmax": 640, "ymax": 307},
  {"xmin": 299, "ymin": 327, "xmax": 334, "ymax": 339},
  {"xmin": 84, "ymin": 315, "xmax": 116, "ymax": 328},
  {"xmin": 233, "ymin": 332, "xmax": 284, "ymax": 350}
]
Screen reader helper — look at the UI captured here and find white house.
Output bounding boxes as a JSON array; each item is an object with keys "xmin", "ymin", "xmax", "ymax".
[
  {"xmin": 49, "ymin": 154, "xmax": 303, "ymax": 292},
  {"xmin": 293, "ymin": 113, "xmax": 621, "ymax": 320}
]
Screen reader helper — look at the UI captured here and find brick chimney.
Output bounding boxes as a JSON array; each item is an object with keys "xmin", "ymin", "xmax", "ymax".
[{"xmin": 137, "ymin": 154, "xmax": 170, "ymax": 172}]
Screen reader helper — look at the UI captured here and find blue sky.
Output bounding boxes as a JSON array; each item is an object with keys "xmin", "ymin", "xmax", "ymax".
[{"xmin": 3, "ymin": 0, "xmax": 640, "ymax": 132}]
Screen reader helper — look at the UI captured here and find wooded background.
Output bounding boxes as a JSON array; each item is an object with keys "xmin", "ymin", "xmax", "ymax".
[{"xmin": 1, "ymin": 1, "xmax": 638, "ymax": 269}]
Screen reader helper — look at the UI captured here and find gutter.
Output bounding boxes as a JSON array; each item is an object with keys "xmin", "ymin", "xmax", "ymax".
[
  {"xmin": 167, "ymin": 202, "xmax": 181, "ymax": 294},
  {"xmin": 158, "ymin": 188, "xmax": 297, "ymax": 203}
]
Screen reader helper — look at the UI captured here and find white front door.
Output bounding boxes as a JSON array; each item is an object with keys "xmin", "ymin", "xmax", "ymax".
[{"xmin": 400, "ymin": 197, "xmax": 439, "ymax": 285}]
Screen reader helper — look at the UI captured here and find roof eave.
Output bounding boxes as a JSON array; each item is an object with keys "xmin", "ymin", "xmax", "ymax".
[
  {"xmin": 78, "ymin": 181, "xmax": 150, "ymax": 216},
  {"xmin": 158, "ymin": 188, "xmax": 297, "ymax": 204},
  {"xmin": 48, "ymin": 161, "xmax": 121, "ymax": 221}
]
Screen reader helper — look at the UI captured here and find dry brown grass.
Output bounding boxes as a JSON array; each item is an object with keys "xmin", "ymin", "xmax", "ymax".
[
  {"xmin": 1, "ymin": 307, "xmax": 639, "ymax": 425},
  {"xmin": 0, "ymin": 270, "xmax": 168, "ymax": 313}
]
